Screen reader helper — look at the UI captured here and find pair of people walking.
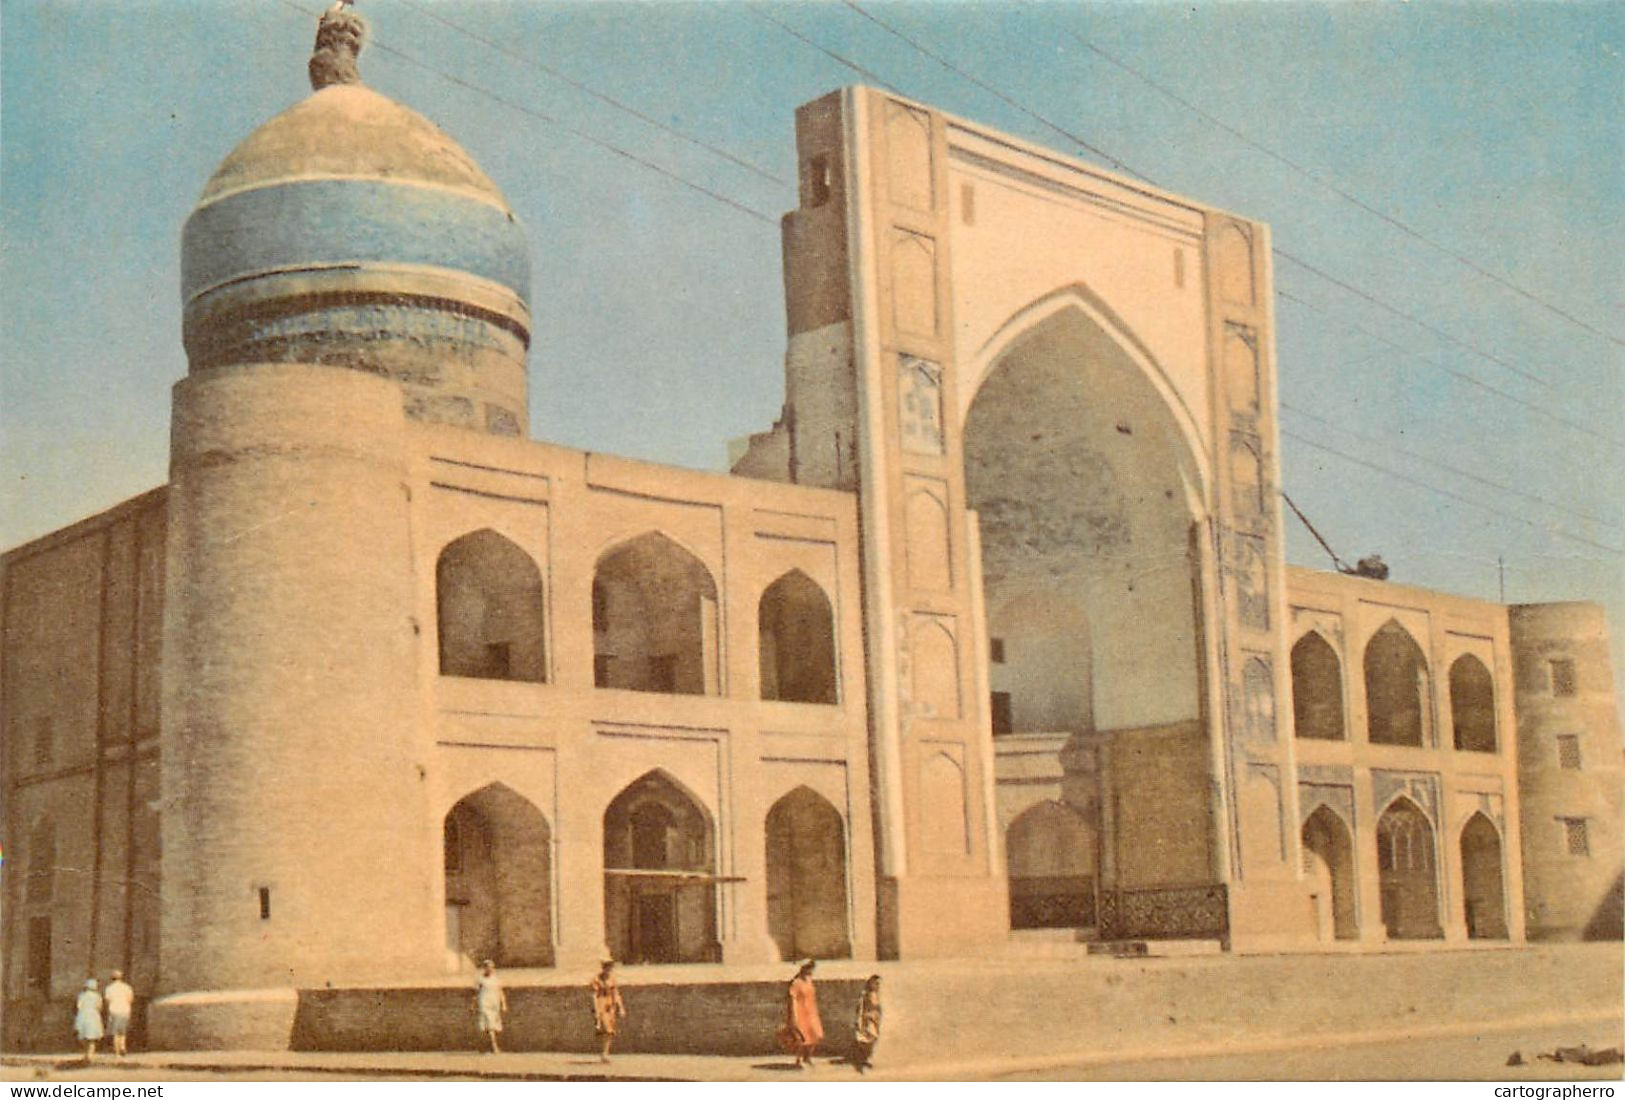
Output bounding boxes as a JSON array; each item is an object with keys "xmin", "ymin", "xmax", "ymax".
[
  {"xmin": 73, "ymin": 970, "xmax": 135, "ymax": 1061},
  {"xmin": 778, "ymin": 960, "xmax": 884, "ymax": 1073},
  {"xmin": 471, "ymin": 958, "xmax": 628, "ymax": 1060}
]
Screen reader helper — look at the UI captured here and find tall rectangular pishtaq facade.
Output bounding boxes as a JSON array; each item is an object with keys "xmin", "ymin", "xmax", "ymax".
[{"xmin": 778, "ymin": 87, "xmax": 1313, "ymax": 953}]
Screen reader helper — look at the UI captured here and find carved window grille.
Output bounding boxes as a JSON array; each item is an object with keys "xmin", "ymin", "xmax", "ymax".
[
  {"xmin": 33, "ymin": 717, "xmax": 53, "ymax": 769},
  {"xmin": 1550, "ymin": 659, "xmax": 1578, "ymax": 697},
  {"xmin": 1562, "ymin": 817, "xmax": 1590, "ymax": 857}
]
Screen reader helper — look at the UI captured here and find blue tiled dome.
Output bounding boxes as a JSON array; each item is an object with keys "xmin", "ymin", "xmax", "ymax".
[{"xmin": 181, "ymin": 58, "xmax": 533, "ymax": 436}]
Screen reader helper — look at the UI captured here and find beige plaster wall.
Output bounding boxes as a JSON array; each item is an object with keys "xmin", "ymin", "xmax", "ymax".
[
  {"xmin": 1285, "ymin": 565, "xmax": 1528, "ymax": 944},
  {"xmin": 407, "ymin": 421, "xmax": 877, "ymax": 970}
]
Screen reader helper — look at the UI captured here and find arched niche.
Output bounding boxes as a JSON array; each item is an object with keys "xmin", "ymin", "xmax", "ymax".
[
  {"xmin": 1460, "ymin": 812, "xmax": 1508, "ymax": 939},
  {"xmin": 1301, "ymin": 804, "xmax": 1357, "ymax": 940},
  {"xmin": 443, "ymin": 783, "xmax": 553, "ymax": 967},
  {"xmin": 603, "ymin": 770, "xmax": 719, "ymax": 964},
  {"xmin": 1291, "ymin": 631, "xmax": 1345, "ymax": 741},
  {"xmin": 593, "ymin": 533, "xmax": 719, "ymax": 696},
  {"xmin": 1006, "ymin": 800, "xmax": 1094, "ymax": 929},
  {"xmin": 1376, "ymin": 797, "xmax": 1441, "ymax": 939},
  {"xmin": 1449, "ymin": 655, "xmax": 1497, "ymax": 753},
  {"xmin": 765, "ymin": 787, "xmax": 851, "ymax": 959},
  {"xmin": 1365, "ymin": 621, "xmax": 1431, "ymax": 747},
  {"xmin": 759, "ymin": 570, "xmax": 838, "ymax": 705},
  {"xmin": 437, "ymin": 529, "xmax": 547, "ymax": 683}
]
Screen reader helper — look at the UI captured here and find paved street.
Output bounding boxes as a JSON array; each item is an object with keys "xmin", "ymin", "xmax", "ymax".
[
  {"xmin": 5, "ymin": 1015, "xmax": 1620, "ymax": 1083},
  {"xmin": 992, "ymin": 1020, "xmax": 1624, "ymax": 1082}
]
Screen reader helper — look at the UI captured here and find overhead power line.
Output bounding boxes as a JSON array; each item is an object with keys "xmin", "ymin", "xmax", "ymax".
[
  {"xmin": 278, "ymin": 0, "xmax": 778, "ymax": 226},
  {"xmin": 1272, "ymin": 250, "xmax": 1551, "ymax": 389},
  {"xmin": 1281, "ymin": 429, "xmax": 1623, "ymax": 557},
  {"xmin": 280, "ymin": 0, "xmax": 1622, "ymax": 497},
  {"xmin": 1276, "ymin": 290, "xmax": 1621, "ymax": 449},
  {"xmin": 1054, "ymin": 22, "xmax": 1624, "ymax": 352},
  {"xmin": 839, "ymin": 0, "xmax": 1144, "ymax": 178},
  {"xmin": 1280, "ymin": 401, "xmax": 1620, "ymax": 531},
  {"xmin": 395, "ymin": 0, "xmax": 789, "ymax": 188},
  {"xmin": 834, "ymin": 1, "xmax": 1583, "ymax": 397},
  {"xmin": 748, "ymin": 5, "xmax": 904, "ymax": 95}
]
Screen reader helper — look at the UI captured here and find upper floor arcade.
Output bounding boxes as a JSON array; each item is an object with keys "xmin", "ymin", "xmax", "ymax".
[
  {"xmin": 404, "ymin": 419, "xmax": 867, "ymax": 740},
  {"xmin": 1284, "ymin": 565, "xmax": 1519, "ymax": 775}
]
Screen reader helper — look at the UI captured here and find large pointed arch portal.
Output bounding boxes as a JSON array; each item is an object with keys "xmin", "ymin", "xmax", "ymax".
[
  {"xmin": 765, "ymin": 88, "xmax": 1289, "ymax": 952},
  {"xmin": 966, "ymin": 303, "xmax": 1216, "ymax": 901}
]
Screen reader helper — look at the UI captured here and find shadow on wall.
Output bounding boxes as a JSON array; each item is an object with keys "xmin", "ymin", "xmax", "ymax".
[
  {"xmin": 287, "ymin": 980, "xmax": 866, "ymax": 1057},
  {"xmin": 1584, "ymin": 873, "xmax": 1624, "ymax": 941}
]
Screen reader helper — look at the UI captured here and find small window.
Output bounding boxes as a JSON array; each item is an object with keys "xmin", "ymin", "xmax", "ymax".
[
  {"xmin": 33, "ymin": 717, "xmax": 53, "ymax": 769},
  {"xmin": 1561, "ymin": 817, "xmax": 1590, "ymax": 857},
  {"xmin": 990, "ymin": 692, "xmax": 1013, "ymax": 736},
  {"xmin": 26, "ymin": 916, "xmax": 51, "ymax": 996},
  {"xmin": 26, "ymin": 823, "xmax": 54, "ymax": 905},
  {"xmin": 1550, "ymin": 659, "xmax": 1578, "ymax": 697},
  {"xmin": 258, "ymin": 887, "xmax": 272, "ymax": 920},
  {"xmin": 989, "ymin": 637, "xmax": 1006, "ymax": 665},
  {"xmin": 805, "ymin": 154, "xmax": 831, "ymax": 207},
  {"xmin": 1557, "ymin": 735, "xmax": 1582, "ymax": 770},
  {"xmin": 443, "ymin": 815, "xmax": 464, "ymax": 875}
]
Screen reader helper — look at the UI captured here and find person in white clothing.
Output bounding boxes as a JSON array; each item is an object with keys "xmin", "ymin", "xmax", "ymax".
[
  {"xmin": 474, "ymin": 960, "xmax": 507, "ymax": 1054},
  {"xmin": 103, "ymin": 970, "xmax": 136, "ymax": 1056}
]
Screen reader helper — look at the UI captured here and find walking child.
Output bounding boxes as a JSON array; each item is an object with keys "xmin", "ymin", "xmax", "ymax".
[{"xmin": 852, "ymin": 974, "xmax": 882, "ymax": 1073}]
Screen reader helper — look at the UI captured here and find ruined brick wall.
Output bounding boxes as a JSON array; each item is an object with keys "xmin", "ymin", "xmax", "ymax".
[{"xmin": 2, "ymin": 490, "xmax": 165, "ymax": 1050}]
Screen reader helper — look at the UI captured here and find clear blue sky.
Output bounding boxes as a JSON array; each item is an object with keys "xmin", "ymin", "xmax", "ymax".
[{"xmin": 2, "ymin": 1, "xmax": 1621, "ymax": 694}]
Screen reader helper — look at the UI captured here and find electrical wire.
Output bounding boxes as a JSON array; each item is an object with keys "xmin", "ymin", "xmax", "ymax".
[
  {"xmin": 748, "ymin": 5, "xmax": 905, "ymax": 96},
  {"xmin": 1280, "ymin": 401, "xmax": 1620, "ymax": 531},
  {"xmin": 1276, "ymin": 289, "xmax": 1620, "ymax": 449},
  {"xmin": 1281, "ymin": 429, "xmax": 1623, "ymax": 556},
  {"xmin": 1051, "ymin": 19, "xmax": 1623, "ymax": 351},
  {"xmin": 278, "ymin": 0, "xmax": 778, "ymax": 226},
  {"xmin": 395, "ymin": 0, "xmax": 789, "ymax": 187},
  {"xmin": 834, "ymin": 0, "xmax": 1593, "ymax": 397}
]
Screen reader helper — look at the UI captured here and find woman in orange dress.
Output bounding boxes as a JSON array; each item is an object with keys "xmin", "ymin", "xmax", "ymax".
[{"xmin": 780, "ymin": 959, "xmax": 823, "ymax": 1069}]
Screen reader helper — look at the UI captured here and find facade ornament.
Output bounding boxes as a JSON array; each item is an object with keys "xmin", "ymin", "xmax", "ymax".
[{"xmin": 309, "ymin": 1, "xmax": 367, "ymax": 90}]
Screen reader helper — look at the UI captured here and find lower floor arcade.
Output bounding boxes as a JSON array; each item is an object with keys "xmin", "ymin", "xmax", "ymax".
[
  {"xmin": 438, "ymin": 759, "xmax": 862, "ymax": 972},
  {"xmin": 995, "ymin": 731, "xmax": 1517, "ymax": 946}
]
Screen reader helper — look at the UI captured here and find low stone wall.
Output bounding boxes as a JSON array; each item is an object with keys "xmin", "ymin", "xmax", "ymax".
[
  {"xmin": 288, "ymin": 978, "xmax": 868, "ymax": 1058},
  {"xmin": 62, "ymin": 945, "xmax": 1625, "ymax": 1062}
]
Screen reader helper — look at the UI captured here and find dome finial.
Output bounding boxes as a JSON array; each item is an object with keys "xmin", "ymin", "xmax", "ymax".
[{"xmin": 309, "ymin": 1, "xmax": 368, "ymax": 91}]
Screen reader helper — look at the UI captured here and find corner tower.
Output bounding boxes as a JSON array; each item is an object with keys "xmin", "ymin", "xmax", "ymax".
[
  {"xmin": 156, "ymin": 8, "xmax": 530, "ymax": 1043},
  {"xmin": 1510, "ymin": 603, "xmax": 1624, "ymax": 940}
]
